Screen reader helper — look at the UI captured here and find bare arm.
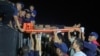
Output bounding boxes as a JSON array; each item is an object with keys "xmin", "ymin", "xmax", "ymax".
[
  {"xmin": 68, "ymin": 29, "xmax": 74, "ymax": 42},
  {"xmin": 35, "ymin": 33, "xmax": 42, "ymax": 56},
  {"xmin": 80, "ymin": 27, "xmax": 85, "ymax": 40},
  {"xmin": 81, "ymin": 32, "xmax": 85, "ymax": 41},
  {"xmin": 68, "ymin": 31, "xmax": 71, "ymax": 41},
  {"xmin": 8, "ymin": 20, "xmax": 13, "ymax": 28},
  {"xmin": 54, "ymin": 32, "xmax": 60, "ymax": 43},
  {"xmin": 14, "ymin": 16, "xmax": 23, "ymax": 32},
  {"xmin": 30, "ymin": 32, "xmax": 34, "ymax": 50},
  {"xmin": 77, "ymin": 28, "xmax": 81, "ymax": 39},
  {"xmin": 31, "ymin": 13, "xmax": 36, "ymax": 17},
  {"xmin": 97, "ymin": 48, "xmax": 100, "ymax": 53},
  {"xmin": 35, "ymin": 34, "xmax": 39, "ymax": 51}
]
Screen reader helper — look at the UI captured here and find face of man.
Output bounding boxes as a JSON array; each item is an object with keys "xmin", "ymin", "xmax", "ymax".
[
  {"xmin": 56, "ymin": 48, "xmax": 63, "ymax": 56},
  {"xmin": 72, "ymin": 40, "xmax": 79, "ymax": 49},
  {"xmin": 20, "ymin": 11, "xmax": 26, "ymax": 17},
  {"xmin": 21, "ymin": 11, "xmax": 26, "ymax": 16},
  {"xmin": 30, "ymin": 6, "xmax": 34, "ymax": 11},
  {"xmin": 16, "ymin": 3, "xmax": 22, "ymax": 11},
  {"xmin": 26, "ymin": 13, "xmax": 31, "ymax": 19},
  {"xmin": 88, "ymin": 36, "xmax": 96, "ymax": 42}
]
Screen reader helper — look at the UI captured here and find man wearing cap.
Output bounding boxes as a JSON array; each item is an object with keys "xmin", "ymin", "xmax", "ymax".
[{"xmin": 82, "ymin": 32, "xmax": 99, "ymax": 56}]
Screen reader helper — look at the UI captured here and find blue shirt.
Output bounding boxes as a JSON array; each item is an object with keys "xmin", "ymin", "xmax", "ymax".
[
  {"xmin": 28, "ymin": 50, "xmax": 39, "ymax": 56},
  {"xmin": 31, "ymin": 10, "xmax": 37, "ymax": 20},
  {"xmin": 30, "ymin": 16, "xmax": 35, "ymax": 21},
  {"xmin": 31, "ymin": 10, "xmax": 37, "ymax": 16},
  {"xmin": 83, "ymin": 41, "xmax": 97, "ymax": 56},
  {"xmin": 22, "ymin": 16, "xmax": 35, "ymax": 23},
  {"xmin": 22, "ymin": 18, "xmax": 31, "ymax": 23},
  {"xmin": 12, "ymin": 6, "xmax": 18, "ymax": 16}
]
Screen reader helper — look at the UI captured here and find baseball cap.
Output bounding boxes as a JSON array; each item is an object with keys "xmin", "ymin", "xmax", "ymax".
[
  {"xmin": 89, "ymin": 32, "xmax": 99, "ymax": 39},
  {"xmin": 54, "ymin": 43, "xmax": 68, "ymax": 53}
]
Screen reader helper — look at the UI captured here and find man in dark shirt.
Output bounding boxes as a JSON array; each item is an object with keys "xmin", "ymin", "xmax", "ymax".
[
  {"xmin": 0, "ymin": 0, "xmax": 23, "ymax": 32},
  {"xmin": 82, "ymin": 32, "xmax": 99, "ymax": 56}
]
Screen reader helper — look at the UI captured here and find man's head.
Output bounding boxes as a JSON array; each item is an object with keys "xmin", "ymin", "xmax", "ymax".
[
  {"xmin": 16, "ymin": 2, "xmax": 23, "ymax": 11},
  {"xmin": 45, "ymin": 25, "xmax": 50, "ymax": 29},
  {"xmin": 29, "ymin": 5, "xmax": 34, "ymax": 11},
  {"xmin": 56, "ymin": 48, "xmax": 63, "ymax": 56},
  {"xmin": 19, "ymin": 10, "xmax": 26, "ymax": 17},
  {"xmin": 26, "ymin": 12, "xmax": 31, "ymax": 19},
  {"xmin": 88, "ymin": 32, "xmax": 99, "ymax": 42},
  {"xmin": 57, "ymin": 33, "xmax": 63, "ymax": 43},
  {"xmin": 72, "ymin": 38, "xmax": 83, "ymax": 50},
  {"xmin": 38, "ymin": 24, "xmax": 44, "ymax": 29}
]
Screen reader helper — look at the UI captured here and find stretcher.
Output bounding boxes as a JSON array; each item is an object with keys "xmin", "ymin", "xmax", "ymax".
[{"xmin": 23, "ymin": 23, "xmax": 80, "ymax": 33}]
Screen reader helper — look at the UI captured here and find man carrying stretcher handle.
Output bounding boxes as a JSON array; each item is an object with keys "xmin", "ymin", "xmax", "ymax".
[
  {"xmin": 53, "ymin": 30, "xmax": 69, "ymax": 56},
  {"xmin": 21, "ymin": 32, "xmax": 40, "ymax": 56},
  {"xmin": 28, "ymin": 33, "xmax": 40, "ymax": 56}
]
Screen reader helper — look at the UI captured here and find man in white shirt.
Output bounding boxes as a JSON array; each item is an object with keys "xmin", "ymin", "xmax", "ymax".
[{"xmin": 72, "ymin": 38, "xmax": 86, "ymax": 56}]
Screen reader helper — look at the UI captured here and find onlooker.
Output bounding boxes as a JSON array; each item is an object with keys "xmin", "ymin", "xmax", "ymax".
[
  {"xmin": 19, "ymin": 10, "xmax": 26, "ymax": 27},
  {"xmin": 29, "ymin": 5, "xmax": 37, "ymax": 24},
  {"xmin": 29, "ymin": 5, "xmax": 37, "ymax": 19},
  {"xmin": 13, "ymin": 2, "xmax": 24, "ymax": 31}
]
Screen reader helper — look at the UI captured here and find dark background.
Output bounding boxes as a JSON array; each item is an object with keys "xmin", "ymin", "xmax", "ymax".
[{"xmin": 10, "ymin": 0, "xmax": 99, "ymax": 41}]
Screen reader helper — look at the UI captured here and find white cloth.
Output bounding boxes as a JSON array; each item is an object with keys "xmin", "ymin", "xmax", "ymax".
[
  {"xmin": 69, "ymin": 37, "xmax": 76, "ymax": 43},
  {"xmin": 69, "ymin": 37, "xmax": 76, "ymax": 56},
  {"xmin": 69, "ymin": 48, "xmax": 75, "ymax": 56},
  {"xmin": 80, "ymin": 27, "xmax": 85, "ymax": 33},
  {"xmin": 73, "ymin": 51, "xmax": 87, "ymax": 56}
]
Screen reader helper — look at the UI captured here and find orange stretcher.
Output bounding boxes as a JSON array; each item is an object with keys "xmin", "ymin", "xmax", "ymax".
[
  {"xmin": 23, "ymin": 23, "xmax": 34, "ymax": 33},
  {"xmin": 23, "ymin": 23, "xmax": 80, "ymax": 33}
]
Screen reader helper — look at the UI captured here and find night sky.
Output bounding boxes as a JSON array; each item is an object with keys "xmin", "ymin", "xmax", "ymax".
[{"xmin": 11, "ymin": 0, "xmax": 99, "ymax": 39}]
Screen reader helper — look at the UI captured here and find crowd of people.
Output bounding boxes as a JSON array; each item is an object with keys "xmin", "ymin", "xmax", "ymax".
[
  {"xmin": 17, "ymin": 23, "xmax": 100, "ymax": 56},
  {"xmin": 0, "ymin": 0, "xmax": 100, "ymax": 56}
]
